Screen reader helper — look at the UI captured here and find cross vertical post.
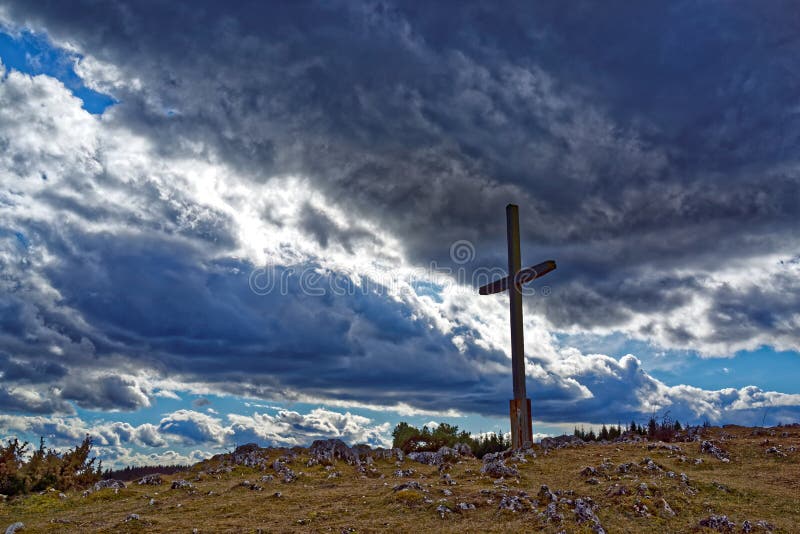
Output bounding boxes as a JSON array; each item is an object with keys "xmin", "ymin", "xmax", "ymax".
[
  {"xmin": 506, "ymin": 204, "xmax": 532, "ymax": 448},
  {"xmin": 477, "ymin": 204, "xmax": 555, "ymax": 449}
]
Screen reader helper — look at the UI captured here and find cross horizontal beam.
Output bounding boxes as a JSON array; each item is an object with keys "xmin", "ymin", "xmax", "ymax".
[{"xmin": 478, "ymin": 259, "xmax": 557, "ymax": 295}]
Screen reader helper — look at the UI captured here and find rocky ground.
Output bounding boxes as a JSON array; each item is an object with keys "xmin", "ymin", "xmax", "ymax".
[{"xmin": 1, "ymin": 425, "xmax": 798, "ymax": 533}]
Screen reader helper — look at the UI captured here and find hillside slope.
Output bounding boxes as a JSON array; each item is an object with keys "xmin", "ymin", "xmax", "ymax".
[{"xmin": 1, "ymin": 425, "xmax": 798, "ymax": 533}]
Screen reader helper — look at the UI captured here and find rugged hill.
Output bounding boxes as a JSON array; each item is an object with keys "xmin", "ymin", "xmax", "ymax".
[{"xmin": 1, "ymin": 425, "xmax": 798, "ymax": 533}]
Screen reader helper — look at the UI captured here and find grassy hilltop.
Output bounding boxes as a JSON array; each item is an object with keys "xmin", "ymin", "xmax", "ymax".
[{"xmin": 1, "ymin": 425, "xmax": 798, "ymax": 533}]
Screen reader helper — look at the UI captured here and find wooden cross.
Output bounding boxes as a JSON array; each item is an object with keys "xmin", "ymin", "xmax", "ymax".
[{"xmin": 478, "ymin": 204, "xmax": 556, "ymax": 449}]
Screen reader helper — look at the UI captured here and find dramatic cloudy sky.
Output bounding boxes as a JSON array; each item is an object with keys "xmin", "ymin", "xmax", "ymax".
[{"xmin": 0, "ymin": 1, "xmax": 798, "ymax": 466}]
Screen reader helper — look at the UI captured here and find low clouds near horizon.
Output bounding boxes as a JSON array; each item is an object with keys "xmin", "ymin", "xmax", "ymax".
[{"xmin": 0, "ymin": 1, "xmax": 798, "ymax": 464}]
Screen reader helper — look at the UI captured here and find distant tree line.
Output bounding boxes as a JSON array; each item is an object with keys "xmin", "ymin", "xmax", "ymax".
[
  {"xmin": 103, "ymin": 463, "xmax": 189, "ymax": 481},
  {"xmin": 574, "ymin": 416, "xmax": 683, "ymax": 442},
  {"xmin": 0, "ymin": 436, "xmax": 102, "ymax": 497},
  {"xmin": 392, "ymin": 414, "xmax": 689, "ymax": 456},
  {"xmin": 391, "ymin": 422, "xmax": 510, "ymax": 458}
]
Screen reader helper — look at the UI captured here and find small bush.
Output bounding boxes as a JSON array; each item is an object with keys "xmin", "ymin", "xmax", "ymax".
[
  {"xmin": 0, "ymin": 435, "xmax": 102, "ymax": 497},
  {"xmin": 390, "ymin": 422, "xmax": 510, "ymax": 458}
]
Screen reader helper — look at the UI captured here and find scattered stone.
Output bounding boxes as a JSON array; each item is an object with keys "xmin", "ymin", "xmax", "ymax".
[
  {"xmin": 633, "ymin": 500, "xmax": 650, "ymax": 517},
  {"xmin": 712, "ymin": 481, "xmax": 732, "ymax": 492},
  {"xmin": 457, "ymin": 502, "xmax": 475, "ymax": 511},
  {"xmin": 481, "ymin": 458, "xmax": 518, "ymax": 479},
  {"xmin": 585, "ymin": 477, "xmax": 599, "ymax": 485},
  {"xmin": 393, "ymin": 481, "xmax": 423, "ymax": 492},
  {"xmin": 58, "ymin": 493, "xmax": 67, "ymax": 500},
  {"xmin": 598, "ymin": 458, "xmax": 614, "ymax": 471},
  {"xmin": 273, "ymin": 491, "xmax": 282, "ymax": 498},
  {"xmin": 137, "ymin": 473, "xmax": 163, "ymax": 485},
  {"xmin": 309, "ymin": 439, "xmax": 360, "ymax": 466},
  {"xmin": 538, "ymin": 484, "xmax": 558, "ymax": 503},
  {"xmin": 616, "ymin": 462, "xmax": 635, "ymax": 474},
  {"xmin": 394, "ymin": 468, "xmax": 415, "ymax": 477},
  {"xmin": 498, "ymin": 495, "xmax": 528, "ymax": 512},
  {"xmin": 5, "ymin": 523, "xmax": 24, "ymax": 534},
  {"xmin": 453, "ymin": 442, "xmax": 473, "ymax": 456},
  {"xmin": 637, "ymin": 483, "xmax": 649, "ymax": 496},
  {"xmin": 658, "ymin": 498, "xmax": 676, "ymax": 517},
  {"xmin": 407, "ymin": 446, "xmax": 462, "ymax": 466},
  {"xmin": 441, "ymin": 489, "xmax": 453, "ymax": 496},
  {"xmin": 694, "ymin": 458, "xmax": 704, "ymax": 465},
  {"xmin": 573, "ymin": 498, "xmax": 605, "ymax": 534},
  {"xmin": 605, "ymin": 484, "xmax": 628, "ymax": 497},
  {"xmin": 580, "ymin": 466, "xmax": 599, "ymax": 477},
  {"xmin": 647, "ymin": 442, "xmax": 682, "ymax": 452},
  {"xmin": 93, "ymin": 479, "xmax": 126, "ymax": 491},
  {"xmin": 149, "ymin": 498, "xmax": 156, "ymax": 505},
  {"xmin": 124, "ymin": 514, "xmax": 140, "ymax": 522},
  {"xmin": 640, "ymin": 457, "xmax": 663, "ymax": 472},
  {"xmin": 765, "ymin": 447, "xmax": 786, "ymax": 458},
  {"xmin": 260, "ymin": 475, "xmax": 274, "ymax": 482},
  {"xmin": 701, "ymin": 440, "xmax": 731, "ymax": 462},
  {"xmin": 545, "ymin": 502, "xmax": 563, "ymax": 523},
  {"xmin": 742, "ymin": 520, "xmax": 753, "ymax": 533},
  {"xmin": 231, "ymin": 443, "xmax": 270, "ymax": 469},
  {"xmin": 171, "ymin": 480, "xmax": 193, "ymax": 490},
  {"xmin": 755, "ymin": 520, "xmax": 776, "ymax": 532},
  {"xmin": 540, "ymin": 435, "xmax": 585, "ymax": 449},
  {"xmin": 435, "ymin": 504, "xmax": 452, "ymax": 518},
  {"xmin": 272, "ymin": 459, "xmax": 298, "ymax": 483},
  {"xmin": 698, "ymin": 514, "xmax": 736, "ymax": 532}
]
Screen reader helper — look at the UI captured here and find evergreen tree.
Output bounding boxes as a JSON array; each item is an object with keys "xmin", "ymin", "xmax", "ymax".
[{"xmin": 647, "ymin": 417, "xmax": 657, "ymax": 437}]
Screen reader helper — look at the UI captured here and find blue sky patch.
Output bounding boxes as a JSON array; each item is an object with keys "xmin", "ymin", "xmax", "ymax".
[{"xmin": 0, "ymin": 29, "xmax": 116, "ymax": 114}]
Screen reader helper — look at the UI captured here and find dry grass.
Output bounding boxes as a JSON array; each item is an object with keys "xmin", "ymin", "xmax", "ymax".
[{"xmin": 1, "ymin": 425, "xmax": 798, "ymax": 533}]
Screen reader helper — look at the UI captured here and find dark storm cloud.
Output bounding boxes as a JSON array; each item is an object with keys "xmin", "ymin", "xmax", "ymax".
[
  {"xmin": 0, "ymin": 0, "xmax": 798, "ymax": 424},
  {"xmin": 4, "ymin": 0, "xmax": 797, "ymax": 344},
  {"xmin": 299, "ymin": 202, "xmax": 379, "ymax": 253}
]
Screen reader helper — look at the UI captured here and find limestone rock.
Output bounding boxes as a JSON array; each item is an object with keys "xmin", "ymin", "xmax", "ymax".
[
  {"xmin": 93, "ymin": 479, "xmax": 126, "ymax": 491},
  {"xmin": 393, "ymin": 481, "xmax": 423, "ymax": 492},
  {"xmin": 498, "ymin": 495, "xmax": 528, "ymax": 512},
  {"xmin": 480, "ymin": 458, "xmax": 518, "ymax": 478},
  {"xmin": 171, "ymin": 479, "xmax": 193, "ymax": 490},
  {"xmin": 573, "ymin": 498, "xmax": 605, "ymax": 534},
  {"xmin": 309, "ymin": 439, "xmax": 359, "ymax": 466},
  {"xmin": 5, "ymin": 523, "xmax": 24, "ymax": 534},
  {"xmin": 137, "ymin": 474, "xmax": 163, "ymax": 485},
  {"xmin": 701, "ymin": 440, "xmax": 731, "ymax": 462},
  {"xmin": 698, "ymin": 514, "xmax": 736, "ymax": 532},
  {"xmin": 540, "ymin": 435, "xmax": 585, "ymax": 449}
]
